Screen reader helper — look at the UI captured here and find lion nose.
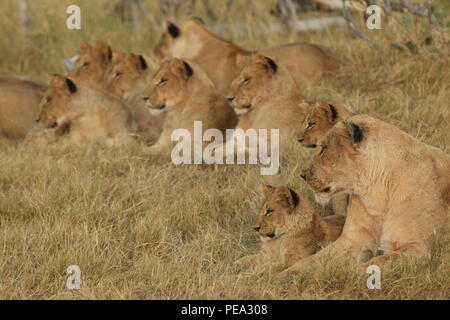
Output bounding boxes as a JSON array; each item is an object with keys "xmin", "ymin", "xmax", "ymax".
[
  {"xmin": 227, "ymin": 96, "xmax": 235, "ymax": 102},
  {"xmin": 253, "ymin": 226, "xmax": 261, "ymax": 232}
]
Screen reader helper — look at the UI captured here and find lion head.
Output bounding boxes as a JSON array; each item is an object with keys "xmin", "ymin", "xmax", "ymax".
[
  {"xmin": 104, "ymin": 52, "xmax": 148, "ymax": 100},
  {"xmin": 142, "ymin": 58, "xmax": 195, "ymax": 114},
  {"xmin": 297, "ymin": 101, "xmax": 353, "ymax": 148},
  {"xmin": 36, "ymin": 75, "xmax": 78, "ymax": 135},
  {"xmin": 69, "ymin": 41, "xmax": 113, "ymax": 84},
  {"xmin": 153, "ymin": 17, "xmax": 206, "ymax": 63},
  {"xmin": 227, "ymin": 54, "xmax": 281, "ymax": 115},
  {"xmin": 300, "ymin": 120, "xmax": 366, "ymax": 204},
  {"xmin": 253, "ymin": 185, "xmax": 305, "ymax": 239}
]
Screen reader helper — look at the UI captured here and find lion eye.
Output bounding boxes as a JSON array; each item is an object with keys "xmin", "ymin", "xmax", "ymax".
[
  {"xmin": 82, "ymin": 62, "xmax": 90, "ymax": 68},
  {"xmin": 307, "ymin": 122, "xmax": 315, "ymax": 129},
  {"xmin": 45, "ymin": 97, "xmax": 52, "ymax": 104},
  {"xmin": 265, "ymin": 208, "xmax": 274, "ymax": 216},
  {"xmin": 242, "ymin": 77, "xmax": 251, "ymax": 86},
  {"xmin": 114, "ymin": 72, "xmax": 122, "ymax": 79},
  {"xmin": 319, "ymin": 145, "xmax": 327, "ymax": 156},
  {"xmin": 158, "ymin": 78, "xmax": 168, "ymax": 86}
]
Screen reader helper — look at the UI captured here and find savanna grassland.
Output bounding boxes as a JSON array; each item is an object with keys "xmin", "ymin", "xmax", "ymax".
[{"xmin": 0, "ymin": 0, "xmax": 449, "ymax": 299}]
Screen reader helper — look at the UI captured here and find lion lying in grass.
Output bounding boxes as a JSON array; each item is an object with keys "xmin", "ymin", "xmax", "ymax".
[
  {"xmin": 153, "ymin": 17, "xmax": 339, "ymax": 94},
  {"xmin": 281, "ymin": 114, "xmax": 450, "ymax": 275},
  {"xmin": 32, "ymin": 75, "xmax": 135, "ymax": 146},
  {"xmin": 237, "ymin": 185, "xmax": 345, "ymax": 270},
  {"xmin": 142, "ymin": 58, "xmax": 237, "ymax": 156}
]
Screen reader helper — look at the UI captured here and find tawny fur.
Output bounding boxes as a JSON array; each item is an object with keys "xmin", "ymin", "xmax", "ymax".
[
  {"xmin": 142, "ymin": 58, "xmax": 238, "ymax": 156},
  {"xmin": 282, "ymin": 114, "xmax": 450, "ymax": 275},
  {"xmin": 32, "ymin": 75, "xmax": 135, "ymax": 146},
  {"xmin": 237, "ymin": 185, "xmax": 345, "ymax": 270},
  {"xmin": 153, "ymin": 17, "xmax": 339, "ymax": 94}
]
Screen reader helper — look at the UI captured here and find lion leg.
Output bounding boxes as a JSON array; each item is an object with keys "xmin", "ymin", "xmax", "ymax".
[{"xmin": 364, "ymin": 242, "xmax": 429, "ymax": 268}]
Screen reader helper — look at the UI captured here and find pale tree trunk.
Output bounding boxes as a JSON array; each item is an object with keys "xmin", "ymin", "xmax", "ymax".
[{"xmin": 17, "ymin": 0, "xmax": 32, "ymax": 40}]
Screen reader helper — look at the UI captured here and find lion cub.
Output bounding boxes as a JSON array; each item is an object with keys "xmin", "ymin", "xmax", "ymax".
[
  {"xmin": 297, "ymin": 100, "xmax": 354, "ymax": 149},
  {"xmin": 227, "ymin": 54, "xmax": 307, "ymax": 137},
  {"xmin": 33, "ymin": 75, "xmax": 134, "ymax": 145},
  {"xmin": 237, "ymin": 185, "xmax": 345, "ymax": 270},
  {"xmin": 142, "ymin": 58, "xmax": 238, "ymax": 156},
  {"xmin": 103, "ymin": 52, "xmax": 161, "ymax": 144}
]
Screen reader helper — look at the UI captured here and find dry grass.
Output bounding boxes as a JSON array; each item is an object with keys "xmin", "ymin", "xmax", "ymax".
[{"xmin": 0, "ymin": 0, "xmax": 449, "ymax": 299}]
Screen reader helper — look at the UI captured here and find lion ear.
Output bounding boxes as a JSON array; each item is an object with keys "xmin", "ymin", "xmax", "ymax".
[
  {"xmin": 277, "ymin": 187, "xmax": 300, "ymax": 210},
  {"xmin": 50, "ymin": 75, "xmax": 77, "ymax": 95},
  {"xmin": 328, "ymin": 103, "xmax": 338, "ymax": 120},
  {"xmin": 345, "ymin": 121, "xmax": 364, "ymax": 145},
  {"xmin": 93, "ymin": 41, "xmax": 113, "ymax": 65},
  {"xmin": 171, "ymin": 59, "xmax": 194, "ymax": 80},
  {"xmin": 127, "ymin": 53, "xmax": 147, "ymax": 72},
  {"xmin": 263, "ymin": 56, "xmax": 278, "ymax": 74},
  {"xmin": 167, "ymin": 21, "xmax": 180, "ymax": 38},
  {"xmin": 260, "ymin": 185, "xmax": 275, "ymax": 198}
]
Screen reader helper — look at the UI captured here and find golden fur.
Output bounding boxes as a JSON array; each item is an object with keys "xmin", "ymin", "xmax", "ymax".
[
  {"xmin": 297, "ymin": 100, "xmax": 354, "ymax": 148},
  {"xmin": 103, "ymin": 52, "xmax": 162, "ymax": 144},
  {"xmin": 237, "ymin": 185, "xmax": 345, "ymax": 269},
  {"xmin": 282, "ymin": 114, "xmax": 450, "ymax": 275},
  {"xmin": 34, "ymin": 75, "xmax": 134, "ymax": 145},
  {"xmin": 142, "ymin": 58, "xmax": 238, "ymax": 155},
  {"xmin": 69, "ymin": 41, "xmax": 113, "ymax": 87},
  {"xmin": 0, "ymin": 86, "xmax": 43, "ymax": 139},
  {"xmin": 227, "ymin": 54, "xmax": 307, "ymax": 137},
  {"xmin": 153, "ymin": 17, "xmax": 339, "ymax": 94}
]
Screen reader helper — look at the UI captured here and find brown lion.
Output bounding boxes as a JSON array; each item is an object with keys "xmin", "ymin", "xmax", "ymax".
[
  {"xmin": 153, "ymin": 17, "xmax": 339, "ymax": 94},
  {"xmin": 103, "ymin": 52, "xmax": 162, "ymax": 144},
  {"xmin": 227, "ymin": 54, "xmax": 307, "ymax": 137},
  {"xmin": 282, "ymin": 114, "xmax": 450, "ymax": 275},
  {"xmin": 68, "ymin": 41, "xmax": 114, "ymax": 87},
  {"xmin": 297, "ymin": 100, "xmax": 354, "ymax": 149},
  {"xmin": 0, "ymin": 86, "xmax": 43, "ymax": 139},
  {"xmin": 237, "ymin": 185, "xmax": 345, "ymax": 270},
  {"xmin": 142, "ymin": 58, "xmax": 238, "ymax": 155},
  {"xmin": 34, "ymin": 75, "xmax": 134, "ymax": 146}
]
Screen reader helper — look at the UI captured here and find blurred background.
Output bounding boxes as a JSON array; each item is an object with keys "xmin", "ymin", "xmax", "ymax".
[{"xmin": 0, "ymin": 0, "xmax": 449, "ymax": 81}]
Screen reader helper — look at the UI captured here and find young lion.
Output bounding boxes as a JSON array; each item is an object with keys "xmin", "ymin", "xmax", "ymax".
[
  {"xmin": 282, "ymin": 115, "xmax": 450, "ymax": 275},
  {"xmin": 34, "ymin": 75, "xmax": 135, "ymax": 146},
  {"xmin": 103, "ymin": 52, "xmax": 162, "ymax": 144},
  {"xmin": 69, "ymin": 41, "xmax": 114, "ymax": 87},
  {"xmin": 142, "ymin": 58, "xmax": 238, "ymax": 156},
  {"xmin": 237, "ymin": 185, "xmax": 345, "ymax": 270},
  {"xmin": 153, "ymin": 17, "xmax": 339, "ymax": 94},
  {"xmin": 227, "ymin": 54, "xmax": 307, "ymax": 137},
  {"xmin": 297, "ymin": 100, "xmax": 354, "ymax": 149},
  {"xmin": 297, "ymin": 100, "xmax": 354, "ymax": 216}
]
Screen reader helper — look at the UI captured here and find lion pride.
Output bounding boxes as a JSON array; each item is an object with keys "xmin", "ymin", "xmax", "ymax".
[
  {"xmin": 282, "ymin": 114, "xmax": 450, "ymax": 275},
  {"xmin": 153, "ymin": 17, "xmax": 339, "ymax": 94},
  {"xmin": 237, "ymin": 185, "xmax": 345, "ymax": 270}
]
